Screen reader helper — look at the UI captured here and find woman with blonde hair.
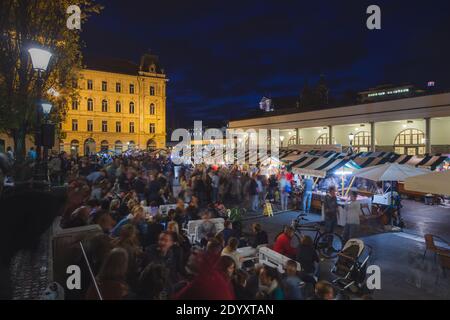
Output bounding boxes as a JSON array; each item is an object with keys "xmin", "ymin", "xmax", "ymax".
[{"xmin": 221, "ymin": 237, "xmax": 242, "ymax": 269}]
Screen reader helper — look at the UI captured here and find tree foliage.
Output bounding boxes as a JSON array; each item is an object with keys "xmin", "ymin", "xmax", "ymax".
[{"xmin": 0, "ymin": 0, "xmax": 102, "ymax": 160}]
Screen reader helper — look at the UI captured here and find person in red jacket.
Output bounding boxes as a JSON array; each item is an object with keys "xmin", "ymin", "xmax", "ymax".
[
  {"xmin": 273, "ymin": 226, "xmax": 297, "ymax": 259},
  {"xmin": 173, "ymin": 255, "xmax": 236, "ymax": 300}
]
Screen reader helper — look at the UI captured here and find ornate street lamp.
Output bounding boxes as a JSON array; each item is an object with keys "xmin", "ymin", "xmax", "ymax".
[
  {"xmin": 29, "ymin": 46, "xmax": 52, "ymax": 186},
  {"xmin": 28, "ymin": 48, "xmax": 52, "ymax": 72}
]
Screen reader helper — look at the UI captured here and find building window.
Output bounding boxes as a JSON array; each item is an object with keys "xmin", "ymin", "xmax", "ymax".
[
  {"xmin": 353, "ymin": 131, "xmax": 371, "ymax": 152},
  {"xmin": 150, "ymin": 103, "xmax": 155, "ymax": 115},
  {"xmin": 316, "ymin": 133, "xmax": 329, "ymax": 145},
  {"xmin": 87, "ymin": 120, "xmax": 93, "ymax": 132},
  {"xmin": 72, "ymin": 79, "xmax": 78, "ymax": 89},
  {"xmin": 394, "ymin": 128, "xmax": 426, "ymax": 156},
  {"xmin": 102, "ymin": 121, "xmax": 108, "ymax": 132},
  {"xmin": 87, "ymin": 80, "xmax": 93, "ymax": 90},
  {"xmin": 129, "ymin": 122, "xmax": 135, "ymax": 133},
  {"xmin": 87, "ymin": 98, "xmax": 94, "ymax": 111},
  {"xmin": 116, "ymin": 82, "xmax": 121, "ymax": 93},
  {"xmin": 101, "ymin": 140, "xmax": 109, "ymax": 152},
  {"xmin": 72, "ymin": 119, "xmax": 78, "ymax": 131},
  {"xmin": 102, "ymin": 81, "xmax": 107, "ymax": 91},
  {"xmin": 116, "ymin": 101, "xmax": 121, "ymax": 113},
  {"xmin": 128, "ymin": 141, "xmax": 136, "ymax": 150},
  {"xmin": 115, "ymin": 141, "xmax": 123, "ymax": 154},
  {"xmin": 149, "ymin": 123, "xmax": 156, "ymax": 134},
  {"xmin": 102, "ymin": 100, "xmax": 108, "ymax": 112},
  {"xmin": 150, "ymin": 86, "xmax": 155, "ymax": 96},
  {"xmin": 129, "ymin": 83, "xmax": 135, "ymax": 94},
  {"xmin": 70, "ymin": 140, "xmax": 79, "ymax": 155},
  {"xmin": 288, "ymin": 135, "xmax": 303, "ymax": 146},
  {"xmin": 71, "ymin": 100, "xmax": 78, "ymax": 110},
  {"xmin": 129, "ymin": 102, "xmax": 135, "ymax": 114},
  {"xmin": 116, "ymin": 121, "xmax": 121, "ymax": 133}
]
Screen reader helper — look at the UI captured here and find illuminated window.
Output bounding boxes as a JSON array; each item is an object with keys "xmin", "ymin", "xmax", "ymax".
[
  {"xmin": 87, "ymin": 98, "xmax": 94, "ymax": 111},
  {"xmin": 101, "ymin": 140, "xmax": 109, "ymax": 152},
  {"xmin": 87, "ymin": 120, "xmax": 93, "ymax": 132},
  {"xmin": 87, "ymin": 80, "xmax": 93, "ymax": 90},
  {"xmin": 288, "ymin": 135, "xmax": 303, "ymax": 145},
  {"xmin": 102, "ymin": 100, "xmax": 108, "ymax": 112},
  {"xmin": 102, "ymin": 121, "xmax": 108, "ymax": 132},
  {"xmin": 102, "ymin": 81, "xmax": 107, "ymax": 91},
  {"xmin": 353, "ymin": 131, "xmax": 371, "ymax": 152},
  {"xmin": 129, "ymin": 102, "xmax": 135, "ymax": 114},
  {"xmin": 116, "ymin": 121, "xmax": 121, "ymax": 133},
  {"xmin": 129, "ymin": 122, "xmax": 135, "ymax": 133},
  {"xmin": 149, "ymin": 123, "xmax": 156, "ymax": 134},
  {"xmin": 115, "ymin": 141, "xmax": 123, "ymax": 154},
  {"xmin": 72, "ymin": 119, "xmax": 78, "ymax": 131},
  {"xmin": 394, "ymin": 128, "xmax": 425, "ymax": 156},
  {"xmin": 150, "ymin": 103, "xmax": 155, "ymax": 115},
  {"xmin": 116, "ymin": 101, "xmax": 121, "ymax": 113},
  {"xmin": 150, "ymin": 86, "xmax": 155, "ymax": 96},
  {"xmin": 116, "ymin": 82, "xmax": 121, "ymax": 93},
  {"xmin": 71, "ymin": 100, "xmax": 78, "ymax": 110},
  {"xmin": 316, "ymin": 133, "xmax": 329, "ymax": 145},
  {"xmin": 129, "ymin": 83, "xmax": 135, "ymax": 94}
]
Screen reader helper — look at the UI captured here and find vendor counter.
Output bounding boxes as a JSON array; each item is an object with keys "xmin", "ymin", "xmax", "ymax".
[{"xmin": 310, "ymin": 191, "xmax": 372, "ymax": 226}]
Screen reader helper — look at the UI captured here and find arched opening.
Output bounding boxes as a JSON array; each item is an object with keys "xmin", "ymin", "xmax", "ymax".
[
  {"xmin": 114, "ymin": 140, "xmax": 123, "ymax": 154},
  {"xmin": 394, "ymin": 128, "xmax": 425, "ymax": 155},
  {"xmin": 316, "ymin": 133, "xmax": 329, "ymax": 145},
  {"xmin": 353, "ymin": 131, "xmax": 371, "ymax": 152},
  {"xmin": 70, "ymin": 140, "xmax": 79, "ymax": 156},
  {"xmin": 84, "ymin": 138, "xmax": 96, "ymax": 156},
  {"xmin": 128, "ymin": 140, "xmax": 136, "ymax": 150},
  {"xmin": 288, "ymin": 135, "xmax": 303, "ymax": 146},
  {"xmin": 100, "ymin": 140, "xmax": 109, "ymax": 153},
  {"xmin": 147, "ymin": 139, "xmax": 157, "ymax": 151}
]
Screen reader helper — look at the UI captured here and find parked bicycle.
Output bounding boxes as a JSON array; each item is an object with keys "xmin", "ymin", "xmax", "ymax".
[{"xmin": 276, "ymin": 214, "xmax": 343, "ymax": 259}]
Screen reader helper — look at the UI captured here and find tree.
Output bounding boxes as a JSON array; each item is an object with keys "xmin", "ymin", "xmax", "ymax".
[{"xmin": 0, "ymin": 0, "xmax": 102, "ymax": 161}]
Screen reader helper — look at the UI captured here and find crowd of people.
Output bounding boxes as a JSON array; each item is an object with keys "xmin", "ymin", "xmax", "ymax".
[
  {"xmin": 0, "ymin": 146, "xmax": 373, "ymax": 300},
  {"xmin": 30, "ymin": 149, "xmax": 347, "ymax": 300}
]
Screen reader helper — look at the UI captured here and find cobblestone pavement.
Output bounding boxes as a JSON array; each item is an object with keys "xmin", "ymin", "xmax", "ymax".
[{"xmin": 10, "ymin": 227, "xmax": 52, "ymax": 300}]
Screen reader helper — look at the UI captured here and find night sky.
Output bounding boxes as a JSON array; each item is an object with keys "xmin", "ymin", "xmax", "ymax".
[{"xmin": 82, "ymin": 0, "xmax": 450, "ymax": 128}]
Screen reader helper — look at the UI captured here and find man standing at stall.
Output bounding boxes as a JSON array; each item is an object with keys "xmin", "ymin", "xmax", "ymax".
[
  {"xmin": 323, "ymin": 186, "xmax": 338, "ymax": 250},
  {"xmin": 302, "ymin": 176, "xmax": 314, "ymax": 213}
]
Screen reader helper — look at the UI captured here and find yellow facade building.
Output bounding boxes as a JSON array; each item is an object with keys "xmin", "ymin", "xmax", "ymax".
[{"xmin": 61, "ymin": 54, "xmax": 167, "ymax": 156}]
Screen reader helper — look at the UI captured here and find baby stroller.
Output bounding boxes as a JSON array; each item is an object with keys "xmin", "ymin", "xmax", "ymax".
[{"xmin": 331, "ymin": 238, "xmax": 372, "ymax": 293}]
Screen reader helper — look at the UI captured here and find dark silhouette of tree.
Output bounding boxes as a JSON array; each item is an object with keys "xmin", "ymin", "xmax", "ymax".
[{"xmin": 0, "ymin": 0, "xmax": 102, "ymax": 161}]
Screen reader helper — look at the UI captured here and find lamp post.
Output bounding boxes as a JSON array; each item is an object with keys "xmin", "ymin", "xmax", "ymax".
[
  {"xmin": 41, "ymin": 102, "xmax": 53, "ymax": 181},
  {"xmin": 28, "ymin": 47, "xmax": 52, "ymax": 185},
  {"xmin": 348, "ymin": 132, "xmax": 355, "ymax": 154}
]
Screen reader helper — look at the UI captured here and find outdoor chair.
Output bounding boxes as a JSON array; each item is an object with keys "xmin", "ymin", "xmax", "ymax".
[
  {"xmin": 435, "ymin": 252, "xmax": 450, "ymax": 284},
  {"xmin": 423, "ymin": 234, "xmax": 450, "ymax": 262}
]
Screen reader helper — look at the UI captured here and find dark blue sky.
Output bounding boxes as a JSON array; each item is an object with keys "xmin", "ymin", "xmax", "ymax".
[{"xmin": 82, "ymin": 0, "xmax": 450, "ymax": 127}]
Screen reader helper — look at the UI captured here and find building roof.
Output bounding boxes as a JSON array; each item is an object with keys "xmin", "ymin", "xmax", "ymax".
[
  {"xmin": 83, "ymin": 55, "xmax": 140, "ymax": 76},
  {"xmin": 83, "ymin": 54, "xmax": 165, "ymax": 76}
]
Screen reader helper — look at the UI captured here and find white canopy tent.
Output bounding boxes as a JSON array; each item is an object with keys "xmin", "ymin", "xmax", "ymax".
[
  {"xmin": 404, "ymin": 170, "xmax": 450, "ymax": 196},
  {"xmin": 352, "ymin": 163, "xmax": 430, "ymax": 182}
]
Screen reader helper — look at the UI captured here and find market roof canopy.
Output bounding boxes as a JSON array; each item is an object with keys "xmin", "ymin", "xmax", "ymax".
[
  {"xmin": 291, "ymin": 156, "xmax": 360, "ymax": 178},
  {"xmin": 353, "ymin": 162, "xmax": 430, "ymax": 182},
  {"xmin": 404, "ymin": 170, "xmax": 450, "ymax": 196}
]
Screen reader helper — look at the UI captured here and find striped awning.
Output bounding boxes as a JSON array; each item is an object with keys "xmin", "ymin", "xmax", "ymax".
[{"xmin": 291, "ymin": 156, "xmax": 360, "ymax": 178}]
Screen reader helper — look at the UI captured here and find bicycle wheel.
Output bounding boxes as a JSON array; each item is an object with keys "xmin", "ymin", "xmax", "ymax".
[{"xmin": 315, "ymin": 232, "xmax": 343, "ymax": 259}]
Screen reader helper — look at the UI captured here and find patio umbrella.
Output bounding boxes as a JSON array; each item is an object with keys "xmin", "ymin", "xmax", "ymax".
[
  {"xmin": 404, "ymin": 170, "xmax": 450, "ymax": 195},
  {"xmin": 352, "ymin": 162, "xmax": 430, "ymax": 182}
]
